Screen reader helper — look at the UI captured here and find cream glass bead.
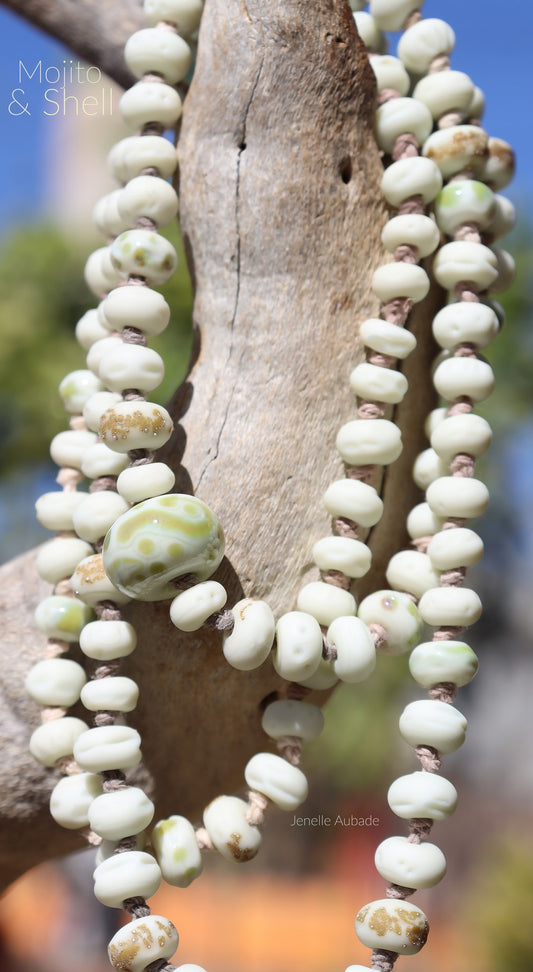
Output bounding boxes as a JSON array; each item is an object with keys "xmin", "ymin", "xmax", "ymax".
[
  {"xmin": 36, "ymin": 536, "xmax": 93, "ymax": 585},
  {"xmin": 75, "ymin": 308, "xmax": 109, "ymax": 349},
  {"xmin": 433, "ymin": 241, "xmax": 498, "ymax": 292},
  {"xmin": 98, "ymin": 401, "xmax": 174, "ymax": 453},
  {"xmin": 350, "ymin": 0, "xmax": 367, "ymax": 8},
  {"xmin": 398, "ymin": 18, "xmax": 455, "ymax": 73},
  {"xmin": 84, "ymin": 246, "xmax": 122, "ymax": 298},
  {"xmin": 409, "ymin": 639, "xmax": 478, "ymax": 688},
  {"xmin": 99, "ymin": 284, "xmax": 171, "ymax": 336},
  {"xmin": 490, "ymin": 246, "xmax": 515, "ymax": 294},
  {"xmin": 381, "ymin": 156, "xmax": 442, "ymax": 207},
  {"xmin": 81, "ymin": 676, "xmax": 139, "ymax": 713},
  {"xmin": 89, "ymin": 787, "xmax": 155, "ymax": 841},
  {"xmin": 245, "ymin": 753, "xmax": 309, "ymax": 811},
  {"xmin": 386, "ymin": 550, "xmax": 440, "ymax": 598},
  {"xmin": 372, "ymin": 262, "xmax": 430, "ymax": 303},
  {"xmin": 297, "ymin": 581, "xmax": 356, "ymax": 627},
  {"xmin": 117, "ymin": 175, "xmax": 179, "ymax": 229},
  {"xmin": 50, "ymin": 429, "xmax": 97, "ymax": 471},
  {"xmin": 422, "ymin": 125, "xmax": 489, "ymax": 179},
  {"xmin": 427, "ymin": 527, "xmax": 483, "ymax": 570},
  {"xmin": 375, "ymin": 836, "xmax": 446, "ymax": 890},
  {"xmin": 433, "ymin": 180, "xmax": 495, "ymax": 237},
  {"xmin": 71, "ymin": 554, "xmax": 131, "ymax": 607},
  {"xmin": 108, "ymin": 135, "xmax": 178, "ymax": 184},
  {"xmin": 95, "ymin": 833, "xmax": 146, "ymax": 863},
  {"xmin": 482, "ymin": 136, "xmax": 515, "ymax": 191},
  {"xmin": 261, "ymin": 699, "xmax": 324, "ymax": 742},
  {"xmin": 488, "ymin": 194, "xmax": 516, "ymax": 240},
  {"xmin": 72, "ymin": 491, "xmax": 130, "ymax": 544},
  {"xmin": 152, "ymin": 815, "xmax": 203, "ymax": 887},
  {"xmin": 117, "ymin": 462, "xmax": 176, "ymax": 503},
  {"xmin": 418, "ymin": 586, "xmax": 482, "ymax": 627},
  {"xmin": 59, "ymin": 370, "xmax": 104, "ymax": 414},
  {"xmin": 79, "ymin": 619, "xmax": 137, "ymax": 660},
  {"xmin": 357, "ymin": 590, "xmax": 422, "ymax": 655},
  {"xmin": 433, "ymin": 356, "xmax": 495, "ymax": 404},
  {"xmin": 29, "ymin": 717, "xmax": 89, "ymax": 767},
  {"xmin": 406, "ymin": 502, "xmax": 443, "ymax": 540},
  {"xmin": 353, "ymin": 12, "xmax": 387, "ymax": 54},
  {"xmin": 413, "ymin": 448, "xmax": 448, "ymax": 490},
  {"xmin": 298, "ymin": 657, "xmax": 339, "ymax": 691},
  {"xmin": 426, "ymin": 476, "xmax": 489, "ymax": 519},
  {"xmin": 274, "ymin": 611, "xmax": 323, "ymax": 681},
  {"xmin": 369, "ymin": 55, "xmax": 409, "ymax": 96},
  {"xmin": 432, "ymin": 301, "xmax": 500, "ymax": 351},
  {"xmin": 176, "ymin": 967, "xmax": 207, "ymax": 972},
  {"xmin": 98, "ymin": 344, "xmax": 165, "ymax": 394},
  {"xmin": 93, "ymin": 190, "xmax": 130, "ymax": 237},
  {"xmin": 35, "ymin": 490, "xmax": 88, "ymax": 532},
  {"xmin": 81, "ymin": 442, "xmax": 130, "ymax": 479},
  {"xmin": 25, "ymin": 658, "xmax": 87, "ymax": 707},
  {"xmin": 381, "ymin": 214, "xmax": 440, "ymax": 259},
  {"xmin": 360, "ymin": 319, "xmax": 416, "ymax": 360},
  {"xmin": 355, "ymin": 898, "xmax": 429, "ymax": 955},
  {"xmin": 110, "ymin": 229, "xmax": 178, "ymax": 285},
  {"xmin": 399, "ymin": 698, "xmax": 467, "ymax": 754},
  {"xmin": 108, "ymin": 915, "xmax": 178, "ymax": 972},
  {"xmin": 425, "ymin": 407, "xmax": 448, "ymax": 439},
  {"xmin": 369, "ymin": 0, "xmax": 423, "ymax": 33},
  {"xmin": 375, "ymin": 98, "xmax": 432, "ymax": 155},
  {"xmin": 431, "ymin": 413, "xmax": 492, "ymax": 463},
  {"xmin": 388, "ymin": 770, "xmax": 457, "ymax": 820},
  {"xmin": 468, "ymin": 85, "xmax": 485, "ymax": 121},
  {"xmin": 119, "ymin": 81, "xmax": 182, "ymax": 131},
  {"xmin": 103, "ymin": 494, "xmax": 225, "ymax": 600},
  {"xmin": 143, "ymin": 0, "xmax": 204, "ymax": 35},
  {"xmin": 413, "ymin": 71, "xmax": 474, "ymax": 122},
  {"xmin": 312, "ymin": 535, "xmax": 371, "ymax": 579},
  {"xmin": 349, "ymin": 362, "xmax": 408, "ymax": 405},
  {"xmin": 124, "ymin": 28, "xmax": 192, "ymax": 84},
  {"xmin": 93, "ymin": 851, "xmax": 161, "ymax": 908},
  {"xmin": 83, "ymin": 391, "xmax": 123, "ymax": 433},
  {"xmin": 170, "ymin": 580, "xmax": 227, "ymax": 632},
  {"xmin": 222, "ymin": 598, "xmax": 275, "ymax": 669},
  {"xmin": 344, "ymin": 967, "xmax": 372, "ymax": 972},
  {"xmin": 50, "ymin": 772, "xmax": 103, "ymax": 829},
  {"xmin": 73, "ymin": 726, "xmax": 142, "ymax": 772},
  {"xmin": 323, "ymin": 478, "xmax": 383, "ymax": 527},
  {"xmin": 327, "ymin": 616, "xmax": 376, "ymax": 683},
  {"xmin": 203, "ymin": 795, "xmax": 262, "ymax": 863},
  {"xmin": 34, "ymin": 595, "xmax": 93, "ymax": 642},
  {"xmin": 336, "ymin": 419, "xmax": 402, "ymax": 467},
  {"xmin": 86, "ymin": 336, "xmax": 124, "ymax": 376}
]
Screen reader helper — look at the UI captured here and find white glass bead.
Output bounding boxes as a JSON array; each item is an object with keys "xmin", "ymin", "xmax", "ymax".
[
  {"xmin": 388, "ymin": 770, "xmax": 457, "ymax": 820},
  {"xmin": 297, "ymin": 581, "xmax": 356, "ymax": 627},
  {"xmin": 349, "ymin": 0, "xmax": 367, "ymax": 8},
  {"xmin": 355, "ymin": 898, "xmax": 429, "ymax": 954},
  {"xmin": 84, "ymin": 246, "xmax": 122, "ymax": 297},
  {"xmin": 399, "ymin": 698, "xmax": 467, "ymax": 754},
  {"xmin": 424, "ymin": 407, "xmax": 448, "ymax": 439},
  {"xmin": 203, "ymin": 795, "xmax": 262, "ymax": 863},
  {"xmin": 427, "ymin": 527, "xmax": 483, "ymax": 570},
  {"xmin": 409, "ymin": 639, "xmax": 478, "ymax": 688},
  {"xmin": 117, "ymin": 175, "xmax": 179, "ymax": 229},
  {"xmin": 50, "ymin": 429, "xmax": 97, "ymax": 471},
  {"xmin": 468, "ymin": 85, "xmax": 485, "ymax": 120},
  {"xmin": 386, "ymin": 550, "xmax": 440, "ymax": 598},
  {"xmin": 312, "ymin": 535, "xmax": 371, "ymax": 579},
  {"xmin": 108, "ymin": 915, "xmax": 178, "ymax": 972},
  {"xmin": 124, "ymin": 28, "xmax": 192, "ymax": 84},
  {"xmin": 175, "ymin": 967, "xmax": 207, "ymax": 972},
  {"xmin": 110, "ymin": 229, "xmax": 178, "ymax": 285},
  {"xmin": 422, "ymin": 125, "xmax": 489, "ymax": 179},
  {"xmin": 297, "ymin": 657, "xmax": 339, "ymax": 690},
  {"xmin": 75, "ymin": 308, "xmax": 109, "ymax": 349},
  {"xmin": 96, "ymin": 834, "xmax": 146, "ymax": 864},
  {"xmin": 29, "ymin": 717, "xmax": 89, "ymax": 767},
  {"xmin": 89, "ymin": 787, "xmax": 155, "ymax": 841},
  {"xmin": 369, "ymin": 0, "xmax": 423, "ymax": 33},
  {"xmin": 86, "ymin": 336, "xmax": 124, "ymax": 376},
  {"xmin": 323, "ymin": 478, "xmax": 383, "ymax": 528},
  {"xmin": 433, "ymin": 356, "xmax": 495, "ymax": 404},
  {"xmin": 413, "ymin": 70, "xmax": 474, "ymax": 121},
  {"xmin": 36, "ymin": 536, "xmax": 94, "ymax": 585},
  {"xmin": 273, "ymin": 611, "xmax": 323, "ymax": 681},
  {"xmin": 72, "ymin": 491, "xmax": 130, "ymax": 544},
  {"xmin": 426, "ymin": 476, "xmax": 489, "ymax": 519},
  {"xmin": 375, "ymin": 98, "xmax": 432, "ymax": 155},
  {"xmin": 83, "ymin": 391, "xmax": 123, "ymax": 433},
  {"xmin": 433, "ymin": 241, "xmax": 498, "ymax": 292},
  {"xmin": 245, "ymin": 753, "xmax": 308, "ymax": 811},
  {"xmin": 93, "ymin": 190, "xmax": 130, "ymax": 237},
  {"xmin": 143, "ymin": 0, "xmax": 204, "ymax": 35},
  {"xmin": 381, "ymin": 156, "xmax": 442, "ymax": 207},
  {"xmin": 482, "ymin": 137, "xmax": 515, "ymax": 190},
  {"xmin": 431, "ymin": 413, "xmax": 492, "ymax": 463},
  {"xmin": 488, "ymin": 194, "xmax": 516, "ymax": 240},
  {"xmin": 349, "ymin": 362, "xmax": 408, "ymax": 405},
  {"xmin": 81, "ymin": 442, "xmax": 130, "ymax": 479},
  {"xmin": 35, "ymin": 490, "xmax": 88, "ymax": 532},
  {"xmin": 360, "ymin": 319, "xmax": 416, "ymax": 360},
  {"xmin": 79, "ymin": 619, "xmax": 137, "ymax": 660},
  {"xmin": 25, "ymin": 658, "xmax": 87, "ymax": 707},
  {"xmin": 327, "ymin": 616, "xmax": 376, "ymax": 683},
  {"xmin": 152, "ymin": 816, "xmax": 203, "ymax": 888},
  {"xmin": 108, "ymin": 135, "xmax": 178, "ymax": 184},
  {"xmin": 94, "ymin": 851, "xmax": 161, "ymax": 908},
  {"xmin": 432, "ymin": 301, "xmax": 500, "ymax": 351},
  {"xmin": 71, "ymin": 554, "xmax": 131, "ymax": 607},
  {"xmin": 369, "ymin": 55, "xmax": 409, "ymax": 95},
  {"xmin": 490, "ymin": 246, "xmax": 515, "ymax": 294},
  {"xmin": 381, "ymin": 214, "xmax": 440, "ymax": 259},
  {"xmin": 413, "ymin": 448, "xmax": 448, "ymax": 490},
  {"xmin": 375, "ymin": 836, "xmax": 446, "ymax": 890},
  {"xmin": 170, "ymin": 581, "xmax": 227, "ymax": 632},
  {"xmin": 358, "ymin": 590, "xmax": 422, "ymax": 655},
  {"xmin": 99, "ymin": 401, "xmax": 174, "ymax": 453},
  {"xmin": 344, "ymin": 968, "xmax": 372, "ymax": 972},
  {"xmin": 221, "ymin": 598, "xmax": 275, "ymax": 669},
  {"xmin": 73, "ymin": 726, "xmax": 142, "ymax": 772},
  {"xmin": 398, "ymin": 18, "xmax": 455, "ymax": 73},
  {"xmin": 418, "ymin": 586, "xmax": 482, "ymax": 627},
  {"xmin": 372, "ymin": 262, "xmax": 430, "ymax": 303},
  {"xmin": 59, "ymin": 370, "xmax": 104, "ymax": 414},
  {"xmin": 34, "ymin": 595, "xmax": 93, "ymax": 642},
  {"xmin": 98, "ymin": 344, "xmax": 165, "ymax": 394},
  {"xmin": 336, "ymin": 419, "xmax": 402, "ymax": 467},
  {"xmin": 49, "ymin": 772, "xmax": 103, "ymax": 829},
  {"xmin": 81, "ymin": 676, "xmax": 139, "ymax": 713},
  {"xmin": 99, "ymin": 285, "xmax": 171, "ymax": 336},
  {"xmin": 433, "ymin": 180, "xmax": 495, "ymax": 237},
  {"xmin": 261, "ymin": 699, "xmax": 324, "ymax": 742},
  {"xmin": 120, "ymin": 81, "xmax": 182, "ymax": 131},
  {"xmin": 353, "ymin": 11, "xmax": 387, "ymax": 53},
  {"xmin": 406, "ymin": 502, "xmax": 443, "ymax": 540},
  {"xmin": 117, "ymin": 462, "xmax": 176, "ymax": 503}
]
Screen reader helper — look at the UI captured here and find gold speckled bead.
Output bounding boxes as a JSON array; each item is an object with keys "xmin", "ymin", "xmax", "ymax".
[
  {"xmin": 108, "ymin": 915, "xmax": 178, "ymax": 972},
  {"xmin": 355, "ymin": 898, "xmax": 429, "ymax": 955}
]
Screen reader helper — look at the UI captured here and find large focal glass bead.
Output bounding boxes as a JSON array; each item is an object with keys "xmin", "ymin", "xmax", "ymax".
[{"xmin": 103, "ymin": 494, "xmax": 225, "ymax": 600}]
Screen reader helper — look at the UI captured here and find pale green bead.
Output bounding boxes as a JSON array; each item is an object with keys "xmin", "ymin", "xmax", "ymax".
[
  {"xmin": 297, "ymin": 657, "xmax": 339, "ymax": 690},
  {"xmin": 434, "ymin": 180, "xmax": 495, "ymax": 237},
  {"xmin": 152, "ymin": 815, "xmax": 203, "ymax": 888},
  {"xmin": 103, "ymin": 493, "xmax": 225, "ymax": 600},
  {"xmin": 110, "ymin": 229, "xmax": 178, "ymax": 285},
  {"xmin": 79, "ymin": 619, "xmax": 137, "ymax": 660},
  {"xmin": 34, "ymin": 595, "xmax": 94, "ymax": 642},
  {"xmin": 409, "ymin": 639, "xmax": 478, "ymax": 688},
  {"xmin": 81, "ymin": 676, "xmax": 139, "ymax": 713},
  {"xmin": 358, "ymin": 590, "xmax": 422, "ymax": 655},
  {"xmin": 356, "ymin": 898, "xmax": 429, "ymax": 955},
  {"xmin": 59, "ymin": 370, "xmax": 104, "ymax": 414},
  {"xmin": 35, "ymin": 490, "xmax": 88, "ymax": 532},
  {"xmin": 261, "ymin": 700, "xmax": 324, "ymax": 742}
]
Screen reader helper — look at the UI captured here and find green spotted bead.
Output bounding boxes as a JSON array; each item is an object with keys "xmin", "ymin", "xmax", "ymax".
[
  {"xmin": 102, "ymin": 493, "xmax": 225, "ymax": 601},
  {"xmin": 34, "ymin": 595, "xmax": 94, "ymax": 642},
  {"xmin": 110, "ymin": 229, "xmax": 177, "ymax": 285}
]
